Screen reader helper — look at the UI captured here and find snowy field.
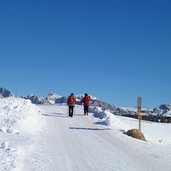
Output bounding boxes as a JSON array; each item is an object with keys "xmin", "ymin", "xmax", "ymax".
[{"xmin": 0, "ymin": 97, "xmax": 171, "ymax": 171}]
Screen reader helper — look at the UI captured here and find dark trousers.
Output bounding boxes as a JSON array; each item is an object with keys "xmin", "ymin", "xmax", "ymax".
[
  {"xmin": 84, "ymin": 106, "xmax": 89, "ymax": 115},
  {"xmin": 69, "ymin": 106, "xmax": 74, "ymax": 117}
]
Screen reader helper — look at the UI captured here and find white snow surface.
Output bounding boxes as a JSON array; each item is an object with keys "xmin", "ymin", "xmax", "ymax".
[{"xmin": 0, "ymin": 97, "xmax": 171, "ymax": 171}]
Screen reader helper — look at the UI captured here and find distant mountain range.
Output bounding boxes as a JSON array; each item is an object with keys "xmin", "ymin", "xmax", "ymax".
[{"xmin": 0, "ymin": 87, "xmax": 171, "ymax": 121}]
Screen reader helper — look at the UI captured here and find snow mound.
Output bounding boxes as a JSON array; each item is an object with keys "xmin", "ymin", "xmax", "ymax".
[
  {"xmin": 92, "ymin": 107, "xmax": 131, "ymax": 131},
  {"xmin": 0, "ymin": 97, "xmax": 45, "ymax": 171},
  {"xmin": 0, "ymin": 97, "xmax": 43, "ymax": 135}
]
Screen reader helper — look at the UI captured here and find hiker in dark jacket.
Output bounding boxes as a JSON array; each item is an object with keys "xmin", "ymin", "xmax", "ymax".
[
  {"xmin": 67, "ymin": 93, "xmax": 76, "ymax": 117},
  {"xmin": 81, "ymin": 93, "xmax": 92, "ymax": 115}
]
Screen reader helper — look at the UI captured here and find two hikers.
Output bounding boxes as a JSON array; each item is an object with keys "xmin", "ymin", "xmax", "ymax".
[{"xmin": 67, "ymin": 93, "xmax": 92, "ymax": 117}]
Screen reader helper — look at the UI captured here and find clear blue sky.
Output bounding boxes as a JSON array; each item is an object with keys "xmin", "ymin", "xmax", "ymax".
[{"xmin": 0, "ymin": 0, "xmax": 171, "ymax": 108}]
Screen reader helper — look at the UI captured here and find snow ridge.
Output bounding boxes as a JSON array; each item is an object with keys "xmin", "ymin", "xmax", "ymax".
[{"xmin": 0, "ymin": 97, "xmax": 45, "ymax": 170}]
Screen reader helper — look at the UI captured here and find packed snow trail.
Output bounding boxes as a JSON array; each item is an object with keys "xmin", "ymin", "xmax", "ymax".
[{"xmin": 22, "ymin": 104, "xmax": 171, "ymax": 171}]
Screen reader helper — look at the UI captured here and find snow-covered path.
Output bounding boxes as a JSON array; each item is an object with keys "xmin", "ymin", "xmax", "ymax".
[{"xmin": 23, "ymin": 105, "xmax": 171, "ymax": 171}]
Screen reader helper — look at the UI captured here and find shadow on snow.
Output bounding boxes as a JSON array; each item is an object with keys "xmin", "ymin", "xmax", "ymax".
[
  {"xmin": 69, "ymin": 127, "xmax": 111, "ymax": 131},
  {"xmin": 42, "ymin": 113, "xmax": 84, "ymax": 118},
  {"xmin": 42, "ymin": 113, "xmax": 68, "ymax": 117}
]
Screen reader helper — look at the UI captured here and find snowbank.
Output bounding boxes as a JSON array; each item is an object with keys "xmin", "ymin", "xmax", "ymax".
[
  {"xmin": 91, "ymin": 107, "xmax": 131, "ymax": 131},
  {"xmin": 91, "ymin": 106, "xmax": 171, "ymax": 144},
  {"xmin": 0, "ymin": 97, "xmax": 45, "ymax": 170},
  {"xmin": 0, "ymin": 97, "xmax": 43, "ymax": 135}
]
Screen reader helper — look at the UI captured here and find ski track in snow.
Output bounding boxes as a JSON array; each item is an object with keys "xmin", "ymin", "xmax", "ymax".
[{"xmin": 22, "ymin": 105, "xmax": 171, "ymax": 171}]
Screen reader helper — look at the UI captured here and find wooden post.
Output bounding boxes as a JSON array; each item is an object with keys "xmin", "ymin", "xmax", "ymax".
[
  {"xmin": 137, "ymin": 96, "xmax": 142, "ymax": 131},
  {"xmin": 138, "ymin": 113, "xmax": 143, "ymax": 131}
]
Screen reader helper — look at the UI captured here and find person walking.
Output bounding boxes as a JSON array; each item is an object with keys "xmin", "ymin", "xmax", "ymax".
[
  {"xmin": 81, "ymin": 93, "xmax": 91, "ymax": 115},
  {"xmin": 67, "ymin": 93, "xmax": 76, "ymax": 117}
]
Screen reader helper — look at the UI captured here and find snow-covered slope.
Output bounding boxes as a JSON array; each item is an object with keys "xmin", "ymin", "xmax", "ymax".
[
  {"xmin": 0, "ymin": 98, "xmax": 171, "ymax": 170},
  {"xmin": 0, "ymin": 97, "xmax": 45, "ymax": 170}
]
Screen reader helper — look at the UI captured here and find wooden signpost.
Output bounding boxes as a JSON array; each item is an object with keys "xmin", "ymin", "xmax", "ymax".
[{"xmin": 137, "ymin": 96, "xmax": 143, "ymax": 131}]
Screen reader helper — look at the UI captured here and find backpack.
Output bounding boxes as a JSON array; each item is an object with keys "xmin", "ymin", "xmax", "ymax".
[
  {"xmin": 68, "ymin": 96, "xmax": 75, "ymax": 105},
  {"xmin": 83, "ymin": 96, "xmax": 91, "ymax": 106}
]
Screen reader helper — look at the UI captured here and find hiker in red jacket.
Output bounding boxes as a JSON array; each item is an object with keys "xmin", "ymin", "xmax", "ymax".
[
  {"xmin": 81, "ymin": 93, "xmax": 91, "ymax": 115},
  {"xmin": 67, "ymin": 93, "xmax": 76, "ymax": 117}
]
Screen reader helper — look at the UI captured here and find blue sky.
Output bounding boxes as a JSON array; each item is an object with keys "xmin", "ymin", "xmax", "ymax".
[{"xmin": 0, "ymin": 0, "xmax": 171, "ymax": 108}]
